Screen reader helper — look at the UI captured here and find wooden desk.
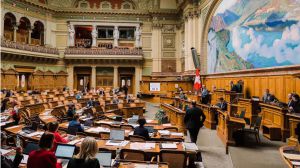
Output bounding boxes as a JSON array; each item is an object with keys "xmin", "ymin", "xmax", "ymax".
[
  {"xmin": 279, "ymin": 146, "xmax": 300, "ymax": 168},
  {"xmin": 4, "ymin": 125, "xmax": 42, "ymax": 141},
  {"xmin": 160, "ymin": 97, "xmax": 179, "ymax": 107},
  {"xmin": 237, "ymin": 98, "xmax": 260, "ymax": 124},
  {"xmin": 117, "ymin": 161, "xmax": 168, "ymax": 168},
  {"xmin": 121, "ymin": 107, "xmax": 144, "ymax": 118},
  {"xmin": 286, "ymin": 113, "xmax": 300, "ymax": 146},
  {"xmin": 25, "ymin": 103, "xmax": 45, "ymax": 116},
  {"xmin": 211, "ymin": 90, "xmax": 243, "ymax": 105},
  {"xmin": 196, "ymin": 104, "xmax": 217, "ymax": 130},
  {"xmin": 160, "ymin": 103, "xmax": 186, "ymax": 132},
  {"xmin": 217, "ymin": 110, "xmax": 246, "ymax": 154},
  {"xmin": 260, "ymin": 103, "xmax": 289, "ymax": 141}
]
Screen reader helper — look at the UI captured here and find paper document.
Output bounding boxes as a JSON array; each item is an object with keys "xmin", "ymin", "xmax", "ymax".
[
  {"xmin": 170, "ymin": 132, "xmax": 184, "ymax": 136},
  {"xmin": 106, "ymin": 140, "xmax": 129, "ymax": 146},
  {"xmin": 26, "ymin": 131, "xmax": 44, "ymax": 137},
  {"xmin": 183, "ymin": 142, "xmax": 199, "ymax": 151},
  {"xmin": 130, "ymin": 142, "xmax": 155, "ymax": 150},
  {"xmin": 291, "ymin": 161, "xmax": 300, "ymax": 166},
  {"xmin": 0, "ymin": 149, "xmax": 12, "ymax": 155},
  {"xmin": 86, "ymin": 127, "xmax": 110, "ymax": 133},
  {"xmin": 68, "ymin": 138, "xmax": 84, "ymax": 145},
  {"xmin": 134, "ymin": 164, "xmax": 158, "ymax": 168},
  {"xmin": 283, "ymin": 153, "xmax": 300, "ymax": 160},
  {"xmin": 21, "ymin": 154, "xmax": 29, "ymax": 164},
  {"xmin": 161, "ymin": 143, "xmax": 177, "ymax": 149},
  {"xmin": 162, "ymin": 123, "xmax": 172, "ymax": 126},
  {"xmin": 158, "ymin": 130, "xmax": 170, "ymax": 135}
]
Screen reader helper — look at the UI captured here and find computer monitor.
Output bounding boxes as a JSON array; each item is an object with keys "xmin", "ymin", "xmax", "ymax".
[
  {"xmin": 109, "ymin": 129, "xmax": 125, "ymax": 141},
  {"xmin": 95, "ymin": 152, "xmax": 112, "ymax": 167},
  {"xmin": 115, "ymin": 116, "xmax": 123, "ymax": 122},
  {"xmin": 145, "ymin": 126, "xmax": 154, "ymax": 133},
  {"xmin": 55, "ymin": 144, "xmax": 75, "ymax": 159},
  {"xmin": 132, "ymin": 115, "xmax": 139, "ymax": 120},
  {"xmin": 23, "ymin": 142, "xmax": 40, "ymax": 155}
]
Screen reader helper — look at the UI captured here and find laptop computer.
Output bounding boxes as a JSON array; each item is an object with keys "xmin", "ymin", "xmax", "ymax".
[
  {"xmin": 128, "ymin": 118, "xmax": 138, "ymax": 124},
  {"xmin": 55, "ymin": 144, "xmax": 76, "ymax": 168},
  {"xmin": 132, "ymin": 115, "xmax": 139, "ymax": 120},
  {"xmin": 23, "ymin": 142, "xmax": 40, "ymax": 155},
  {"xmin": 145, "ymin": 126, "xmax": 154, "ymax": 133},
  {"xmin": 95, "ymin": 151, "xmax": 112, "ymax": 168},
  {"xmin": 108, "ymin": 129, "xmax": 125, "ymax": 143}
]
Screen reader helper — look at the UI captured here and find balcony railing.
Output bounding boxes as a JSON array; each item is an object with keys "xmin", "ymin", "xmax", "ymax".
[
  {"xmin": 64, "ymin": 47, "xmax": 143, "ymax": 55},
  {"xmin": 1, "ymin": 38, "xmax": 59, "ymax": 55}
]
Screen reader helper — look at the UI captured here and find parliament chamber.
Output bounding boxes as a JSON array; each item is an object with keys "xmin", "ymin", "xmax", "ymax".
[{"xmin": 1, "ymin": 0, "xmax": 300, "ymax": 168}]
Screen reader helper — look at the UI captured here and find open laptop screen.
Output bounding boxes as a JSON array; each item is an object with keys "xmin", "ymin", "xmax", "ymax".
[
  {"xmin": 109, "ymin": 129, "xmax": 125, "ymax": 140},
  {"xmin": 23, "ymin": 142, "xmax": 40, "ymax": 155},
  {"xmin": 55, "ymin": 144, "xmax": 75, "ymax": 159},
  {"xmin": 95, "ymin": 152, "xmax": 112, "ymax": 167}
]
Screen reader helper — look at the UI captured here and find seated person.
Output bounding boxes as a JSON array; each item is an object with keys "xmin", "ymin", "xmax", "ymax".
[
  {"xmin": 86, "ymin": 98, "xmax": 94, "ymax": 107},
  {"xmin": 287, "ymin": 93, "xmax": 294, "ymax": 108},
  {"xmin": 215, "ymin": 97, "xmax": 227, "ymax": 111},
  {"xmin": 66, "ymin": 104, "xmax": 75, "ymax": 120},
  {"xmin": 179, "ymin": 91, "xmax": 187, "ymax": 100},
  {"xmin": 68, "ymin": 115, "xmax": 84, "ymax": 133},
  {"xmin": 67, "ymin": 137, "xmax": 100, "ymax": 168},
  {"xmin": 1, "ymin": 97, "xmax": 9, "ymax": 112},
  {"xmin": 48, "ymin": 122, "xmax": 68, "ymax": 152},
  {"xmin": 289, "ymin": 94, "xmax": 300, "ymax": 113},
  {"xmin": 11, "ymin": 104, "xmax": 21, "ymax": 125},
  {"xmin": 262, "ymin": 89, "xmax": 277, "ymax": 103},
  {"xmin": 112, "ymin": 95, "xmax": 119, "ymax": 104},
  {"xmin": 1, "ymin": 132, "xmax": 23, "ymax": 168},
  {"xmin": 27, "ymin": 133, "xmax": 62, "ymax": 168},
  {"xmin": 133, "ymin": 118, "xmax": 150, "ymax": 140},
  {"xmin": 75, "ymin": 92, "xmax": 82, "ymax": 100}
]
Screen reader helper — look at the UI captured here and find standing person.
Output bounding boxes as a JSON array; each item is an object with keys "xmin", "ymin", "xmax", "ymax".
[
  {"xmin": 184, "ymin": 101, "xmax": 206, "ymax": 143},
  {"xmin": 287, "ymin": 93, "xmax": 294, "ymax": 108},
  {"xmin": 27, "ymin": 133, "xmax": 62, "ymax": 168},
  {"xmin": 201, "ymin": 85, "xmax": 209, "ymax": 104},
  {"xmin": 67, "ymin": 137, "xmax": 100, "ymax": 168},
  {"xmin": 123, "ymin": 85, "xmax": 128, "ymax": 98},
  {"xmin": 290, "ymin": 94, "xmax": 300, "ymax": 113},
  {"xmin": 229, "ymin": 81, "xmax": 237, "ymax": 92}
]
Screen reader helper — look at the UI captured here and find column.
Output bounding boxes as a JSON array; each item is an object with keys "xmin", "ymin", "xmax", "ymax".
[
  {"xmin": 135, "ymin": 66, "xmax": 141, "ymax": 96},
  {"xmin": 68, "ymin": 24, "xmax": 75, "ymax": 47},
  {"xmin": 135, "ymin": 25, "xmax": 141, "ymax": 48},
  {"xmin": 28, "ymin": 28, "xmax": 32, "ymax": 44},
  {"xmin": 13, "ymin": 25, "xmax": 18, "ymax": 42},
  {"xmin": 67, "ymin": 65, "xmax": 74, "ymax": 90},
  {"xmin": 113, "ymin": 66, "xmax": 118, "ymax": 88},
  {"xmin": 113, "ymin": 26, "xmax": 119, "ymax": 48},
  {"xmin": 91, "ymin": 25, "xmax": 97, "ymax": 47},
  {"xmin": 151, "ymin": 25, "xmax": 162, "ymax": 72},
  {"xmin": 91, "ymin": 66, "xmax": 96, "ymax": 89},
  {"xmin": 184, "ymin": 18, "xmax": 189, "ymax": 71}
]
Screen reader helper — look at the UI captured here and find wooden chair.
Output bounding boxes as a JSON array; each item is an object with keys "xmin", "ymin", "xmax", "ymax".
[
  {"xmin": 163, "ymin": 127, "xmax": 179, "ymax": 132},
  {"xmin": 159, "ymin": 150, "xmax": 187, "ymax": 168},
  {"xmin": 99, "ymin": 132, "xmax": 110, "ymax": 140},
  {"xmin": 128, "ymin": 135, "xmax": 146, "ymax": 142},
  {"xmin": 98, "ymin": 123, "xmax": 112, "ymax": 129},
  {"xmin": 243, "ymin": 116, "xmax": 262, "ymax": 143},
  {"xmin": 120, "ymin": 125, "xmax": 134, "ymax": 131},
  {"xmin": 120, "ymin": 149, "xmax": 146, "ymax": 161}
]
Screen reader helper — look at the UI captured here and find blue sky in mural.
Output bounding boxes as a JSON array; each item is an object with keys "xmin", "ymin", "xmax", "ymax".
[{"xmin": 207, "ymin": 0, "xmax": 300, "ymax": 73}]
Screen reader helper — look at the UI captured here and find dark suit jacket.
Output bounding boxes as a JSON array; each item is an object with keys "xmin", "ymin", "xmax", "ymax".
[
  {"xmin": 67, "ymin": 158, "xmax": 100, "ymax": 168},
  {"xmin": 184, "ymin": 107, "xmax": 206, "ymax": 129},
  {"xmin": 292, "ymin": 101, "xmax": 300, "ymax": 113},
  {"xmin": 133, "ymin": 126, "xmax": 150, "ymax": 140},
  {"xmin": 216, "ymin": 102, "xmax": 228, "ymax": 111}
]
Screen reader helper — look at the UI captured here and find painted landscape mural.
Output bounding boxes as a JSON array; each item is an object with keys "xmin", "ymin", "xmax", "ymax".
[{"xmin": 207, "ymin": 0, "xmax": 300, "ymax": 73}]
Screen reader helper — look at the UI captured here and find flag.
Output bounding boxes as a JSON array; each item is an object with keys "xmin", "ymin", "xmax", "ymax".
[{"xmin": 194, "ymin": 68, "xmax": 201, "ymax": 91}]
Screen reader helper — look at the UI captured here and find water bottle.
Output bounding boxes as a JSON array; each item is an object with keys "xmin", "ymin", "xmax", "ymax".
[
  {"xmin": 115, "ymin": 147, "xmax": 121, "ymax": 160},
  {"xmin": 16, "ymin": 135, "xmax": 21, "ymax": 147}
]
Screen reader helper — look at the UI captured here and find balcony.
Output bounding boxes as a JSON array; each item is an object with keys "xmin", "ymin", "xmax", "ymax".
[
  {"xmin": 1, "ymin": 39, "xmax": 60, "ymax": 59},
  {"xmin": 64, "ymin": 47, "xmax": 143, "ymax": 60}
]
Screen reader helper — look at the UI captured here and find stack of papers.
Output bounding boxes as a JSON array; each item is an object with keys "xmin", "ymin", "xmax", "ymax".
[
  {"xmin": 146, "ymin": 120, "xmax": 154, "ymax": 123},
  {"xmin": 81, "ymin": 117, "xmax": 93, "ymax": 121},
  {"xmin": 40, "ymin": 116, "xmax": 53, "ymax": 120},
  {"xmin": 158, "ymin": 130, "xmax": 170, "ymax": 135},
  {"xmin": 170, "ymin": 132, "xmax": 184, "ymax": 136},
  {"xmin": 129, "ymin": 124, "xmax": 139, "ymax": 128},
  {"xmin": 105, "ymin": 140, "xmax": 129, "ymax": 147},
  {"xmin": 283, "ymin": 153, "xmax": 300, "ymax": 160},
  {"xmin": 130, "ymin": 142, "xmax": 156, "ymax": 150},
  {"xmin": 183, "ymin": 142, "xmax": 199, "ymax": 151},
  {"xmin": 160, "ymin": 143, "xmax": 177, "ymax": 149},
  {"xmin": 86, "ymin": 127, "xmax": 110, "ymax": 133},
  {"xmin": 21, "ymin": 154, "xmax": 29, "ymax": 164},
  {"xmin": 25, "ymin": 131, "xmax": 44, "ymax": 138},
  {"xmin": 162, "ymin": 123, "xmax": 172, "ymax": 126},
  {"xmin": 0, "ymin": 149, "xmax": 12, "ymax": 155}
]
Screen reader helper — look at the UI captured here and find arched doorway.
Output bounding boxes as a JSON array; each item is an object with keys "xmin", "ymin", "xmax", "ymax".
[
  {"xmin": 17, "ymin": 17, "xmax": 31, "ymax": 44},
  {"xmin": 3, "ymin": 12, "xmax": 16, "ymax": 41},
  {"xmin": 31, "ymin": 21, "xmax": 45, "ymax": 45}
]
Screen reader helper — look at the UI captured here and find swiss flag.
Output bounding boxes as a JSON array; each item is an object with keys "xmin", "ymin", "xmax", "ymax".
[{"xmin": 194, "ymin": 68, "xmax": 202, "ymax": 91}]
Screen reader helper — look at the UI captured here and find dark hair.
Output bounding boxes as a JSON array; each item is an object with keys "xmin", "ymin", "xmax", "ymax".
[
  {"xmin": 73, "ymin": 114, "xmax": 80, "ymax": 120},
  {"xmin": 219, "ymin": 97, "xmax": 224, "ymax": 101},
  {"xmin": 293, "ymin": 94, "xmax": 300, "ymax": 101},
  {"xmin": 39, "ymin": 132, "xmax": 54, "ymax": 149},
  {"xmin": 48, "ymin": 122, "xmax": 59, "ymax": 132},
  {"xmin": 191, "ymin": 100, "xmax": 197, "ymax": 106},
  {"xmin": 137, "ymin": 118, "xmax": 146, "ymax": 127}
]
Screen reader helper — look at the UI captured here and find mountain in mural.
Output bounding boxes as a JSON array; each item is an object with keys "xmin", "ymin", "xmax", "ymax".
[{"xmin": 207, "ymin": 0, "xmax": 300, "ymax": 74}]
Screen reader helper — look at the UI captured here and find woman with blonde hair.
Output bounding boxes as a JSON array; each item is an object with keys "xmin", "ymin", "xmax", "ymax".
[{"xmin": 67, "ymin": 137, "xmax": 100, "ymax": 168}]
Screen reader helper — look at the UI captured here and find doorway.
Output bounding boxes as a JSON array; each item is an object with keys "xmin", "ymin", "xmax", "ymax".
[
  {"xmin": 77, "ymin": 75, "xmax": 90, "ymax": 91},
  {"xmin": 18, "ymin": 73, "xmax": 31, "ymax": 90},
  {"xmin": 120, "ymin": 75, "xmax": 133, "ymax": 94}
]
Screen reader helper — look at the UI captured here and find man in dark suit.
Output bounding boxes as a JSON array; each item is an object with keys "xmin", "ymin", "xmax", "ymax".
[
  {"xmin": 290, "ymin": 94, "xmax": 300, "ymax": 113},
  {"xmin": 133, "ymin": 118, "xmax": 150, "ymax": 140},
  {"xmin": 215, "ymin": 97, "xmax": 227, "ymax": 111},
  {"xmin": 236, "ymin": 80, "xmax": 243, "ymax": 93},
  {"xmin": 287, "ymin": 93, "xmax": 294, "ymax": 108},
  {"xmin": 184, "ymin": 100, "xmax": 206, "ymax": 143},
  {"xmin": 230, "ymin": 81, "xmax": 237, "ymax": 92}
]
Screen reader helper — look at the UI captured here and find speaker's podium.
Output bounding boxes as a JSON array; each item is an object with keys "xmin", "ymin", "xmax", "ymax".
[{"xmin": 211, "ymin": 89, "xmax": 244, "ymax": 105}]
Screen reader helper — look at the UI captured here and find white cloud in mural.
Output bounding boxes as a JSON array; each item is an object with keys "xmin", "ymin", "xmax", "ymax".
[
  {"xmin": 232, "ymin": 22, "xmax": 300, "ymax": 64},
  {"xmin": 214, "ymin": 0, "xmax": 238, "ymax": 16}
]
